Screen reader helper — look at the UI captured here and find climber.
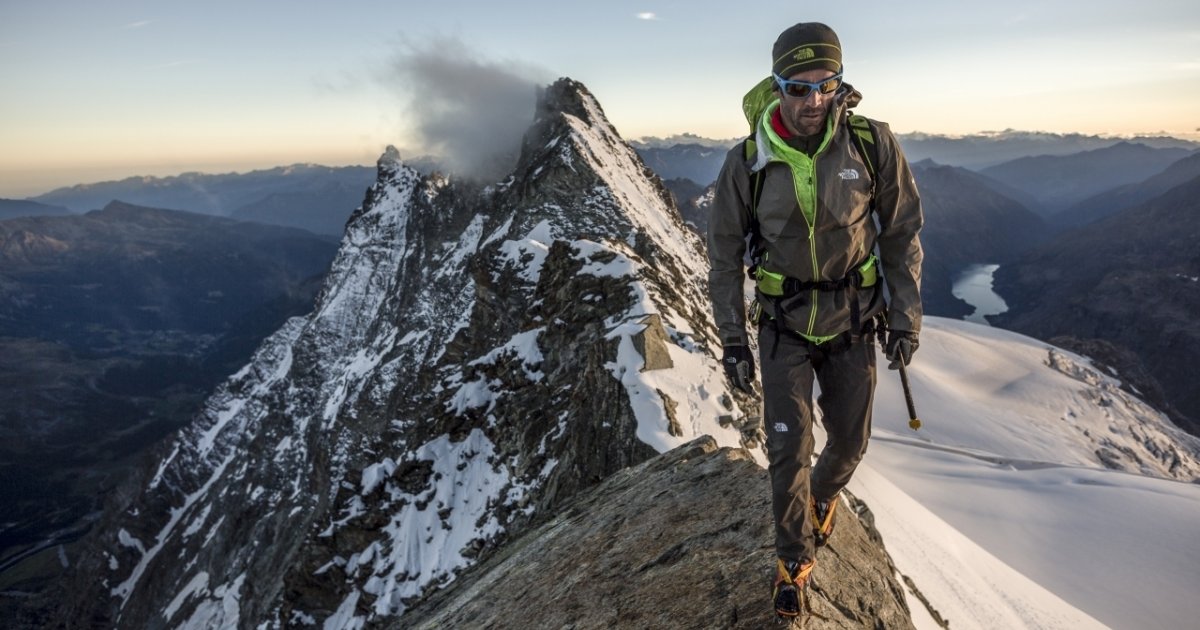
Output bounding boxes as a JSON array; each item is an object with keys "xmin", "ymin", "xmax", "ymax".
[{"xmin": 707, "ymin": 21, "xmax": 924, "ymax": 620}]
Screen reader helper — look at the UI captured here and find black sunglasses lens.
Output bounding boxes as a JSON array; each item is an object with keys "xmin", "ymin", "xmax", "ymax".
[
  {"xmin": 786, "ymin": 84, "xmax": 814, "ymax": 98},
  {"xmin": 819, "ymin": 77, "xmax": 842, "ymax": 93}
]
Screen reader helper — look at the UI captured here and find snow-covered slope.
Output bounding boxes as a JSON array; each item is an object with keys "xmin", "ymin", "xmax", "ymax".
[{"xmin": 856, "ymin": 317, "xmax": 1200, "ymax": 630}]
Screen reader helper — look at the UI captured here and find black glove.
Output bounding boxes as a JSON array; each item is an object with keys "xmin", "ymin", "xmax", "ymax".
[
  {"xmin": 885, "ymin": 330, "xmax": 919, "ymax": 370},
  {"xmin": 722, "ymin": 344, "xmax": 756, "ymax": 394}
]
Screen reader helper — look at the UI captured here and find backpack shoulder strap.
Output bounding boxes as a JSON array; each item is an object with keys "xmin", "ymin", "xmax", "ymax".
[
  {"xmin": 739, "ymin": 136, "xmax": 766, "ymax": 273},
  {"xmin": 742, "ymin": 137, "xmax": 765, "ymax": 219},
  {"xmin": 847, "ymin": 113, "xmax": 882, "ymax": 210},
  {"xmin": 846, "ymin": 113, "xmax": 880, "ymax": 184}
]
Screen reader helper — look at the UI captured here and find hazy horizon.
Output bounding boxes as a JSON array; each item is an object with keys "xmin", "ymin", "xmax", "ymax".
[{"xmin": 7, "ymin": 125, "xmax": 1198, "ymax": 200}]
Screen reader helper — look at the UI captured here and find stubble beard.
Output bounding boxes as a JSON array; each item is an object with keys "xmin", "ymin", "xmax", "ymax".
[{"xmin": 791, "ymin": 103, "xmax": 828, "ymax": 137}]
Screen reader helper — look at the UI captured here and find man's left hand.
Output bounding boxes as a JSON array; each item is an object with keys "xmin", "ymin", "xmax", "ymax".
[{"xmin": 885, "ymin": 330, "xmax": 919, "ymax": 370}]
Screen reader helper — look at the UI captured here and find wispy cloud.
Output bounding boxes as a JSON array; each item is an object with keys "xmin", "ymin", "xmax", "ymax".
[
  {"xmin": 121, "ymin": 20, "xmax": 154, "ymax": 30},
  {"xmin": 382, "ymin": 35, "xmax": 553, "ymax": 181},
  {"xmin": 636, "ymin": 12, "xmax": 660, "ymax": 21}
]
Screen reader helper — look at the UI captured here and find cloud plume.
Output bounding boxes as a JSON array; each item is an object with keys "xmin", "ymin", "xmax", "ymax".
[{"xmin": 386, "ymin": 36, "xmax": 551, "ymax": 182}]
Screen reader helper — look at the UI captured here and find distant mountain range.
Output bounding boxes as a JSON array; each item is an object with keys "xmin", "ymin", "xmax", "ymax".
[
  {"xmin": 28, "ymin": 164, "xmax": 376, "ymax": 236},
  {"xmin": 1055, "ymin": 152, "xmax": 1200, "ymax": 228},
  {"xmin": 910, "ymin": 160, "xmax": 1049, "ymax": 317},
  {"xmin": 991, "ymin": 172, "xmax": 1200, "ymax": 436},
  {"xmin": 980, "ymin": 142, "xmax": 1196, "ymax": 214},
  {"xmin": 634, "ymin": 143, "xmax": 731, "ymax": 189},
  {"xmin": 0, "ymin": 202, "xmax": 338, "ymax": 592},
  {"xmin": 227, "ymin": 178, "xmax": 367, "ymax": 236},
  {"xmin": 630, "ymin": 133, "xmax": 739, "ymax": 150},
  {"xmin": 630, "ymin": 130, "xmax": 1200, "ymax": 188},
  {"xmin": 0, "ymin": 198, "xmax": 70, "ymax": 220},
  {"xmin": 895, "ymin": 130, "xmax": 1199, "ymax": 170},
  {"xmin": 15, "ymin": 131, "xmax": 1195, "ymax": 239}
]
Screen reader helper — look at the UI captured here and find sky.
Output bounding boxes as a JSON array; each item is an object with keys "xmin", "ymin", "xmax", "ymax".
[{"xmin": 1, "ymin": 0, "xmax": 1198, "ymax": 197}]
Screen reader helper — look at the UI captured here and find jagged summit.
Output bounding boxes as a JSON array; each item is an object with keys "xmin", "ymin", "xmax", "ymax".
[
  {"xmin": 377, "ymin": 144, "xmax": 403, "ymax": 170},
  {"xmin": 508, "ymin": 77, "xmax": 686, "ymax": 261},
  {"xmin": 533, "ymin": 77, "xmax": 605, "ymax": 128}
]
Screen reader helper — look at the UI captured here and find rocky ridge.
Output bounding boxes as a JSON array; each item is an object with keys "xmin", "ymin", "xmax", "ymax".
[
  {"xmin": 402, "ymin": 436, "xmax": 920, "ymax": 629},
  {"xmin": 36, "ymin": 78, "xmax": 769, "ymax": 629}
]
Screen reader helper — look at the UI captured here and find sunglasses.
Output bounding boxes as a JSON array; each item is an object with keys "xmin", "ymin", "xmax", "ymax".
[{"xmin": 773, "ymin": 73, "xmax": 843, "ymax": 99}]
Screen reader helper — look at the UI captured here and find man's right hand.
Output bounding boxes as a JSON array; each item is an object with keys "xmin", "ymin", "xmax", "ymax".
[{"xmin": 722, "ymin": 344, "xmax": 756, "ymax": 394}]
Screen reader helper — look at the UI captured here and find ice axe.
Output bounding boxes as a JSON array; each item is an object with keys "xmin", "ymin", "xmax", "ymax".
[
  {"xmin": 896, "ymin": 358, "xmax": 921, "ymax": 431},
  {"xmin": 875, "ymin": 312, "xmax": 922, "ymax": 431}
]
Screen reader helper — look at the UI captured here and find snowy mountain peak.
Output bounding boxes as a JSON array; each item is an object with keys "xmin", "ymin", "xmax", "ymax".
[
  {"xmin": 45, "ymin": 77, "xmax": 759, "ymax": 629},
  {"xmin": 510, "ymin": 77, "xmax": 695, "ymax": 286},
  {"xmin": 533, "ymin": 77, "xmax": 605, "ymax": 128},
  {"xmin": 376, "ymin": 144, "xmax": 405, "ymax": 176}
]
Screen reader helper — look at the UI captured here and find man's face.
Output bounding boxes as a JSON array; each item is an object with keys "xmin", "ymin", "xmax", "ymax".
[{"xmin": 775, "ymin": 68, "xmax": 839, "ymax": 137}]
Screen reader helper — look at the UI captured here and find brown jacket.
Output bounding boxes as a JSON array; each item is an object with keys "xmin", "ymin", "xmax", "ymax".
[{"xmin": 707, "ymin": 84, "xmax": 923, "ymax": 346}]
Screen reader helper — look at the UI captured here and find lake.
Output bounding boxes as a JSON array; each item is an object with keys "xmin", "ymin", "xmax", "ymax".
[{"xmin": 951, "ymin": 264, "xmax": 1009, "ymax": 325}]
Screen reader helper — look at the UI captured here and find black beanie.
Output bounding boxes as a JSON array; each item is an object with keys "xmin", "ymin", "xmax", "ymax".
[{"xmin": 772, "ymin": 22, "xmax": 842, "ymax": 78}]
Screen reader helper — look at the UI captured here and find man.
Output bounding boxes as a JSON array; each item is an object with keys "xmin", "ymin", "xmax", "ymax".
[{"xmin": 707, "ymin": 22, "xmax": 923, "ymax": 620}]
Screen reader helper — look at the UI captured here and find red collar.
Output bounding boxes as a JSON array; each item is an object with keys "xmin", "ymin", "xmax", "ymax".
[{"xmin": 770, "ymin": 107, "xmax": 793, "ymax": 139}]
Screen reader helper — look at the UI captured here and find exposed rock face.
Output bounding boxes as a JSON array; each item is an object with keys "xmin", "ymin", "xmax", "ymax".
[
  {"xmin": 661, "ymin": 176, "xmax": 711, "ymax": 235},
  {"xmin": 35, "ymin": 78, "xmax": 765, "ymax": 629},
  {"xmin": 1048, "ymin": 336, "xmax": 1200, "ymax": 437},
  {"xmin": 402, "ymin": 437, "xmax": 917, "ymax": 630}
]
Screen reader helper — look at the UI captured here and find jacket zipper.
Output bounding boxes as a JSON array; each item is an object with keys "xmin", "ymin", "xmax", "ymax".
[{"xmin": 806, "ymin": 158, "xmax": 820, "ymax": 337}]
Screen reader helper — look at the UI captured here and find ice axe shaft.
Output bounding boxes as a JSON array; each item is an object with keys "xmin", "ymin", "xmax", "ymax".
[
  {"xmin": 897, "ymin": 359, "xmax": 921, "ymax": 431},
  {"xmin": 876, "ymin": 311, "xmax": 922, "ymax": 431}
]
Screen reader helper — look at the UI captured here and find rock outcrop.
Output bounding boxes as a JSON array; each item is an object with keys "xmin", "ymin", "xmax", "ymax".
[{"xmin": 402, "ymin": 436, "xmax": 917, "ymax": 629}]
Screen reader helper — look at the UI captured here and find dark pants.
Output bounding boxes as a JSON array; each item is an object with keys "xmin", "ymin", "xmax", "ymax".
[{"xmin": 761, "ymin": 325, "xmax": 876, "ymax": 563}]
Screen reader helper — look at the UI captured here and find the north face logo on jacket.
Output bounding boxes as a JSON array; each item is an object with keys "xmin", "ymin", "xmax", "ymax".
[{"xmin": 838, "ymin": 169, "xmax": 859, "ymax": 180}]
